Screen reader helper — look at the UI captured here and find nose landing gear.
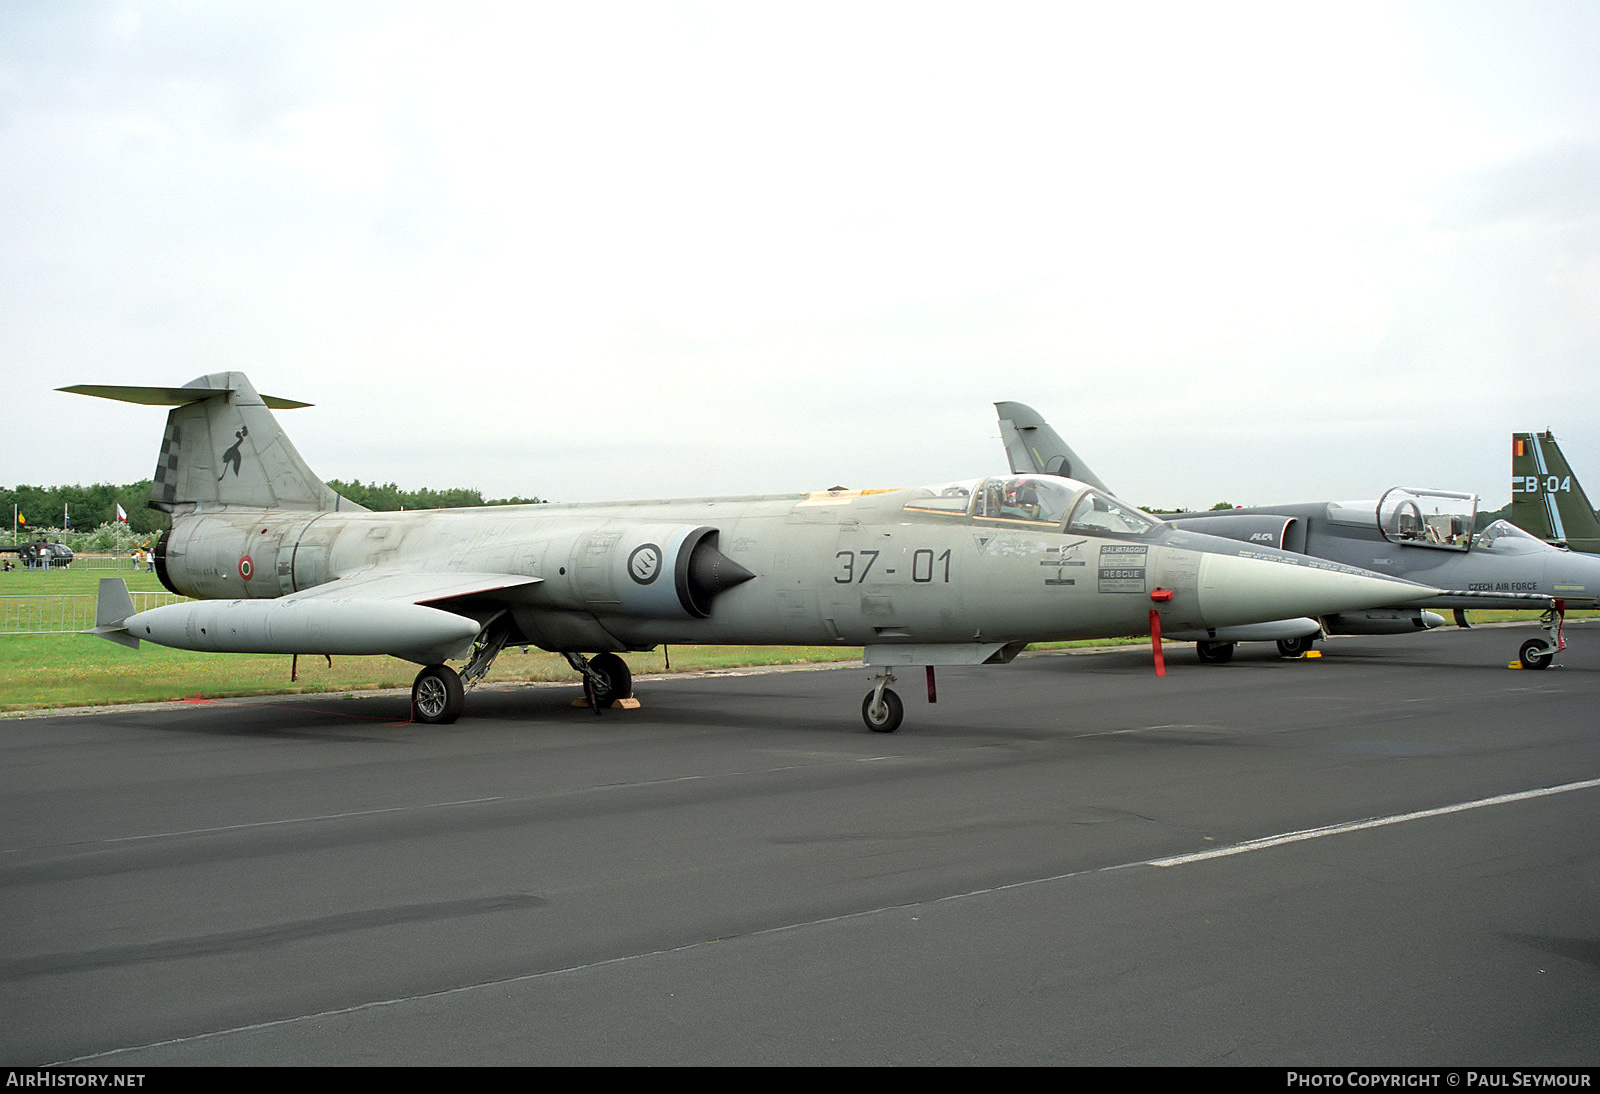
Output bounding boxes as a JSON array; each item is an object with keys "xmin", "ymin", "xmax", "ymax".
[
  {"xmin": 1517, "ymin": 601, "xmax": 1566, "ymax": 670},
  {"xmin": 862, "ymin": 671, "xmax": 904, "ymax": 733}
]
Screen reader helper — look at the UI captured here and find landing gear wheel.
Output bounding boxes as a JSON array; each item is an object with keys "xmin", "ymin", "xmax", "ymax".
[
  {"xmin": 862, "ymin": 688, "xmax": 904, "ymax": 733},
  {"xmin": 1196, "ymin": 641, "xmax": 1235, "ymax": 665},
  {"xmin": 1519, "ymin": 639, "xmax": 1554, "ymax": 670},
  {"xmin": 588, "ymin": 653, "xmax": 633, "ymax": 705},
  {"xmin": 412, "ymin": 664, "xmax": 465, "ymax": 724},
  {"xmin": 1277, "ymin": 635, "xmax": 1316, "ymax": 657}
]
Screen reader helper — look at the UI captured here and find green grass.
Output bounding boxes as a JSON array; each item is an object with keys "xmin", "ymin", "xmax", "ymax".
[
  {"xmin": 1, "ymin": 565, "xmax": 1587, "ymax": 714},
  {"xmin": 0, "ymin": 565, "xmax": 171, "ymax": 596},
  {"xmin": 0, "ymin": 635, "xmax": 873, "ymax": 713}
]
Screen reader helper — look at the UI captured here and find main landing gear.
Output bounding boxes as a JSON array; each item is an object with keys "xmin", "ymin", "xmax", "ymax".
[
  {"xmin": 564, "ymin": 651, "xmax": 634, "ymax": 712},
  {"xmin": 1276, "ymin": 634, "xmax": 1317, "ymax": 657},
  {"xmin": 412, "ymin": 664, "xmax": 465, "ymax": 724},
  {"xmin": 411, "ymin": 615, "xmax": 510, "ymax": 725},
  {"xmin": 1195, "ymin": 640, "xmax": 1235, "ymax": 664}
]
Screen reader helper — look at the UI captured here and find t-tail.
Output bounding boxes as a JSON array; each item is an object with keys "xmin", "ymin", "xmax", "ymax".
[
  {"xmin": 60, "ymin": 372, "xmax": 364, "ymax": 514},
  {"xmin": 994, "ymin": 401, "xmax": 1114, "ymax": 493},
  {"xmin": 1511, "ymin": 431, "xmax": 1600, "ymax": 554}
]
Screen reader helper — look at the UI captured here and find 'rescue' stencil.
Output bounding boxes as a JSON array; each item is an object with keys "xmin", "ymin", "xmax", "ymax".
[{"xmin": 1098, "ymin": 543, "xmax": 1146, "ymax": 593}]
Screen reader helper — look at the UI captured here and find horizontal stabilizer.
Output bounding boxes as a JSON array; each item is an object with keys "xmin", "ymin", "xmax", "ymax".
[{"xmin": 59, "ymin": 384, "xmax": 312, "ymax": 409}]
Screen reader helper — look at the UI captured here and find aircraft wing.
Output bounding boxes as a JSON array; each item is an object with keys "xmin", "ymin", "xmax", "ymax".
[{"xmin": 281, "ymin": 570, "xmax": 544, "ymax": 609}]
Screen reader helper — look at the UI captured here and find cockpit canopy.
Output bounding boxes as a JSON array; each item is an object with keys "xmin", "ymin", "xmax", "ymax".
[
  {"xmin": 901, "ymin": 474, "xmax": 1160, "ymax": 534},
  {"xmin": 1326, "ymin": 488, "xmax": 1478, "ymax": 552}
]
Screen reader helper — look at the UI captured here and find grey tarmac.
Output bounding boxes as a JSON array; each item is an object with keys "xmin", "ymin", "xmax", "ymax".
[{"xmin": 2, "ymin": 622, "xmax": 1597, "ymax": 1066}]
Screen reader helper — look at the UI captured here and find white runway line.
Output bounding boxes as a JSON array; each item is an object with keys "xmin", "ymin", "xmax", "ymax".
[{"xmin": 1147, "ymin": 777, "xmax": 1600, "ymax": 867}]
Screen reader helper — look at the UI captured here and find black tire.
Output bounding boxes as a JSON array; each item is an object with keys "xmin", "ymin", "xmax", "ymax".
[
  {"xmin": 862, "ymin": 688, "xmax": 904, "ymax": 733},
  {"xmin": 1519, "ymin": 639, "xmax": 1554, "ymax": 670},
  {"xmin": 1276, "ymin": 635, "xmax": 1316, "ymax": 657},
  {"xmin": 412, "ymin": 664, "xmax": 465, "ymax": 724},
  {"xmin": 1196, "ymin": 641, "xmax": 1235, "ymax": 665},
  {"xmin": 588, "ymin": 653, "xmax": 633, "ymax": 704}
]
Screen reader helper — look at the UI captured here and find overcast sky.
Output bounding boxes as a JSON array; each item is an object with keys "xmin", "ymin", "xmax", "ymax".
[{"xmin": 4, "ymin": 1, "xmax": 1598, "ymax": 512}]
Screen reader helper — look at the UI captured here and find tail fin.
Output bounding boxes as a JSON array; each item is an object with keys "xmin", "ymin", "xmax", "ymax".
[
  {"xmin": 994, "ymin": 401, "xmax": 1114, "ymax": 493},
  {"xmin": 90, "ymin": 577, "xmax": 140, "ymax": 649},
  {"xmin": 61, "ymin": 372, "xmax": 364, "ymax": 513},
  {"xmin": 1511, "ymin": 431, "xmax": 1600, "ymax": 552}
]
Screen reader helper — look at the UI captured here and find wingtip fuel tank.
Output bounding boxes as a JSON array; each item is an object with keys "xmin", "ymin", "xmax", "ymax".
[{"xmin": 120, "ymin": 597, "xmax": 481, "ymax": 662}]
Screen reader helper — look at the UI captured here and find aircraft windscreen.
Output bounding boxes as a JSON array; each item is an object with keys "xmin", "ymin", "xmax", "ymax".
[
  {"xmin": 1066, "ymin": 490, "xmax": 1159, "ymax": 535},
  {"xmin": 1473, "ymin": 520, "xmax": 1553, "ymax": 553},
  {"xmin": 901, "ymin": 479, "xmax": 981, "ymax": 515},
  {"xmin": 901, "ymin": 475, "xmax": 1084, "ymax": 526}
]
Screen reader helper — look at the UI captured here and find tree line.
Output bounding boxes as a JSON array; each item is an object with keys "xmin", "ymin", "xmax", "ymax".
[
  {"xmin": 3, "ymin": 480, "xmax": 546, "ymax": 540},
  {"xmin": 4, "ymin": 482, "xmax": 166, "ymax": 536},
  {"xmin": 322, "ymin": 480, "xmax": 545, "ymax": 512}
]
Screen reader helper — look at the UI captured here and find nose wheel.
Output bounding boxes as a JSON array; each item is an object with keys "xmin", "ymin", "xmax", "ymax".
[
  {"xmin": 862, "ymin": 686, "xmax": 904, "ymax": 733},
  {"xmin": 1518, "ymin": 602, "xmax": 1566, "ymax": 670},
  {"xmin": 1518, "ymin": 639, "xmax": 1553, "ymax": 670}
]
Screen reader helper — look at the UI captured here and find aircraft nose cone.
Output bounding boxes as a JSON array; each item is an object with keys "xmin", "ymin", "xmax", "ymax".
[{"xmin": 1195, "ymin": 552, "xmax": 1433, "ymax": 628}]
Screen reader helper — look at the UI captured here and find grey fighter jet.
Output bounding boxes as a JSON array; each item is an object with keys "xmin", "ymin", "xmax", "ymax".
[
  {"xmin": 996, "ymin": 401, "xmax": 1600, "ymax": 669},
  {"xmin": 62, "ymin": 375, "xmax": 1437, "ymax": 731}
]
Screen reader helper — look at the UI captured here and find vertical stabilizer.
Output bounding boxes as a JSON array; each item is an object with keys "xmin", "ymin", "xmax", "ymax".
[
  {"xmin": 1511, "ymin": 431, "xmax": 1600, "ymax": 553},
  {"xmin": 994, "ymin": 401, "xmax": 1114, "ymax": 493},
  {"xmin": 62, "ymin": 373, "xmax": 365, "ymax": 513}
]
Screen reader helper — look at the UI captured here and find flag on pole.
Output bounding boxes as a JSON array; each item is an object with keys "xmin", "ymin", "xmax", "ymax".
[
  {"xmin": 17, "ymin": 512, "xmax": 25, "ymax": 526},
  {"xmin": 64, "ymin": 504, "xmax": 71, "ymax": 530},
  {"xmin": 115, "ymin": 503, "xmax": 128, "ymax": 523}
]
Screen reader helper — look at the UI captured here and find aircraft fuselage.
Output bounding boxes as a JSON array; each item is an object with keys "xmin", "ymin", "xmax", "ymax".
[
  {"xmin": 152, "ymin": 485, "xmax": 1428, "ymax": 658},
  {"xmin": 1169, "ymin": 503, "xmax": 1600, "ymax": 608}
]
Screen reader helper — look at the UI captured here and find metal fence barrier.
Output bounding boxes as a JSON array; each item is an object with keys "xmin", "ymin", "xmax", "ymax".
[
  {"xmin": 66, "ymin": 556, "xmax": 144, "ymax": 570},
  {"xmin": 0, "ymin": 592, "xmax": 188, "ymax": 634},
  {"xmin": 0, "ymin": 555, "xmax": 144, "ymax": 571}
]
